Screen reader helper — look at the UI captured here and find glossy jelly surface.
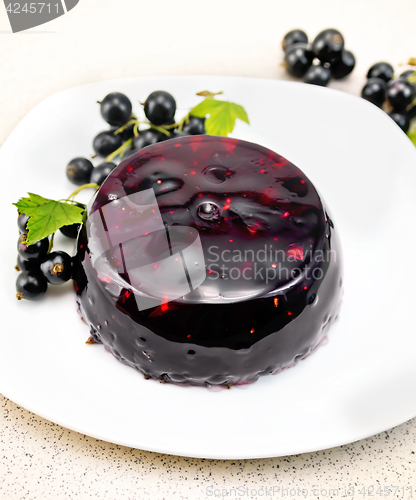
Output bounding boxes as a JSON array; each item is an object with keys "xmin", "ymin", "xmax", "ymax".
[{"xmin": 73, "ymin": 136, "xmax": 343, "ymax": 386}]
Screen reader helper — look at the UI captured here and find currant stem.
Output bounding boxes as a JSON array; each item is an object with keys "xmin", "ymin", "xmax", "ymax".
[
  {"xmin": 176, "ymin": 113, "xmax": 191, "ymax": 132},
  {"xmin": 149, "ymin": 124, "xmax": 170, "ymax": 136},
  {"xmin": 58, "ymin": 199, "xmax": 87, "ymax": 206},
  {"xmin": 196, "ymin": 90, "xmax": 223, "ymax": 97},
  {"xmin": 48, "ymin": 232, "xmax": 55, "ymax": 254},
  {"xmin": 133, "ymin": 122, "xmax": 140, "ymax": 137},
  {"xmin": 106, "ymin": 138, "xmax": 133, "ymax": 162},
  {"xmin": 114, "ymin": 119, "xmax": 138, "ymax": 135},
  {"xmin": 68, "ymin": 183, "xmax": 100, "ymax": 200}
]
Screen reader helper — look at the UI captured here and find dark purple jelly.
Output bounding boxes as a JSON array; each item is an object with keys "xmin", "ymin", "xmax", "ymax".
[{"xmin": 73, "ymin": 136, "xmax": 343, "ymax": 386}]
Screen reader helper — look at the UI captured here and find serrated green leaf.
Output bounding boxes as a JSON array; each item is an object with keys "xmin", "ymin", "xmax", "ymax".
[
  {"xmin": 13, "ymin": 193, "xmax": 84, "ymax": 246},
  {"xmin": 190, "ymin": 99, "xmax": 249, "ymax": 136}
]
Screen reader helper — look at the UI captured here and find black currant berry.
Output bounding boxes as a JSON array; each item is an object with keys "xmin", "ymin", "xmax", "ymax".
[
  {"xmin": 284, "ymin": 43, "xmax": 314, "ymax": 77},
  {"xmin": 361, "ymin": 78, "xmax": 386, "ymax": 107},
  {"xmin": 282, "ymin": 29, "xmax": 308, "ymax": 52},
  {"xmin": 121, "ymin": 123, "xmax": 136, "ymax": 141},
  {"xmin": 17, "ymin": 213, "xmax": 30, "ymax": 233},
  {"xmin": 18, "ymin": 234, "xmax": 49, "ymax": 261},
  {"xmin": 100, "ymin": 92, "xmax": 132, "ymax": 127},
  {"xmin": 123, "ymin": 148, "xmax": 140, "ymax": 159},
  {"xmin": 399, "ymin": 70, "xmax": 416, "ymax": 94},
  {"xmin": 60, "ymin": 223, "xmax": 81, "ymax": 239},
  {"xmin": 133, "ymin": 129, "xmax": 167, "ymax": 150},
  {"xmin": 408, "ymin": 104, "xmax": 416, "ymax": 120},
  {"xmin": 168, "ymin": 130, "xmax": 189, "ymax": 140},
  {"xmin": 93, "ymin": 130, "xmax": 123, "ymax": 158},
  {"xmin": 66, "ymin": 157, "xmax": 94, "ymax": 186},
  {"xmin": 144, "ymin": 91, "xmax": 176, "ymax": 125},
  {"xmin": 312, "ymin": 29, "xmax": 344, "ymax": 63},
  {"xmin": 400, "ymin": 70, "xmax": 414, "ymax": 79},
  {"xmin": 16, "ymin": 271, "xmax": 48, "ymax": 301},
  {"xmin": 16, "ymin": 255, "xmax": 40, "ymax": 272},
  {"xmin": 386, "ymin": 79, "xmax": 415, "ymax": 111},
  {"xmin": 304, "ymin": 64, "xmax": 331, "ymax": 86},
  {"xmin": 182, "ymin": 116, "xmax": 206, "ymax": 135},
  {"xmin": 367, "ymin": 62, "xmax": 394, "ymax": 83},
  {"xmin": 330, "ymin": 50, "xmax": 356, "ymax": 79},
  {"xmin": 40, "ymin": 251, "xmax": 72, "ymax": 285},
  {"xmin": 90, "ymin": 162, "xmax": 116, "ymax": 186},
  {"xmin": 59, "ymin": 202, "xmax": 83, "ymax": 239},
  {"xmin": 388, "ymin": 112, "xmax": 410, "ymax": 133}
]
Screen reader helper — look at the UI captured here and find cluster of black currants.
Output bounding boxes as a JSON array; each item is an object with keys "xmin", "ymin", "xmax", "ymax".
[
  {"xmin": 66, "ymin": 91, "xmax": 206, "ymax": 187},
  {"xmin": 282, "ymin": 29, "xmax": 355, "ymax": 86},
  {"xmin": 15, "ymin": 213, "xmax": 76, "ymax": 300},
  {"xmin": 361, "ymin": 62, "xmax": 416, "ymax": 133}
]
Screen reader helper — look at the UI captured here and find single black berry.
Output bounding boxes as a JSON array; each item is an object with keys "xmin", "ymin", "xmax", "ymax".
[
  {"xmin": 18, "ymin": 234, "xmax": 49, "ymax": 261},
  {"xmin": 60, "ymin": 224, "xmax": 81, "ymax": 239},
  {"xmin": 90, "ymin": 162, "xmax": 116, "ymax": 186},
  {"xmin": 284, "ymin": 43, "xmax": 314, "ymax": 77},
  {"xmin": 16, "ymin": 271, "xmax": 48, "ymax": 300},
  {"xmin": 16, "ymin": 255, "xmax": 40, "ymax": 272},
  {"xmin": 144, "ymin": 91, "xmax": 176, "ymax": 125},
  {"xmin": 386, "ymin": 79, "xmax": 415, "ymax": 111},
  {"xmin": 400, "ymin": 70, "xmax": 415, "ymax": 79},
  {"xmin": 100, "ymin": 92, "xmax": 132, "ymax": 127},
  {"xmin": 388, "ymin": 112, "xmax": 410, "ymax": 133},
  {"xmin": 304, "ymin": 64, "xmax": 331, "ymax": 86},
  {"xmin": 367, "ymin": 62, "xmax": 394, "ymax": 83},
  {"xmin": 123, "ymin": 148, "xmax": 140, "ymax": 159},
  {"xmin": 330, "ymin": 50, "xmax": 356, "ymax": 79},
  {"xmin": 407, "ymin": 104, "xmax": 416, "ymax": 120},
  {"xmin": 399, "ymin": 70, "xmax": 416, "ymax": 93},
  {"xmin": 40, "ymin": 251, "xmax": 72, "ymax": 285},
  {"xmin": 168, "ymin": 130, "xmax": 189, "ymax": 140},
  {"xmin": 59, "ymin": 202, "xmax": 83, "ymax": 239},
  {"xmin": 93, "ymin": 130, "xmax": 123, "ymax": 158},
  {"xmin": 312, "ymin": 29, "xmax": 344, "ymax": 63},
  {"xmin": 66, "ymin": 157, "xmax": 94, "ymax": 186},
  {"xmin": 361, "ymin": 78, "xmax": 386, "ymax": 107},
  {"xmin": 121, "ymin": 123, "xmax": 136, "ymax": 141},
  {"xmin": 133, "ymin": 129, "xmax": 167, "ymax": 150},
  {"xmin": 182, "ymin": 116, "xmax": 205, "ymax": 135},
  {"xmin": 282, "ymin": 29, "xmax": 308, "ymax": 52},
  {"xmin": 17, "ymin": 213, "xmax": 30, "ymax": 233}
]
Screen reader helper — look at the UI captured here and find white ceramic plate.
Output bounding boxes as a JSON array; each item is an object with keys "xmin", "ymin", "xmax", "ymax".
[{"xmin": 1, "ymin": 76, "xmax": 415, "ymax": 460}]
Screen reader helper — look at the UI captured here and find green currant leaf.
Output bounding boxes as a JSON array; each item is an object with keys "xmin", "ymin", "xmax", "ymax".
[
  {"xmin": 191, "ymin": 98, "xmax": 249, "ymax": 136},
  {"xmin": 13, "ymin": 193, "xmax": 84, "ymax": 246}
]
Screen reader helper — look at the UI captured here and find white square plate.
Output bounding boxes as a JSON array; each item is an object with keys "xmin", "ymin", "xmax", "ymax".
[{"xmin": 1, "ymin": 76, "xmax": 415, "ymax": 459}]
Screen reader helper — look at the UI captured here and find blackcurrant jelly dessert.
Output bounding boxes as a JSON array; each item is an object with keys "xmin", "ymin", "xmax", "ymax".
[{"xmin": 73, "ymin": 135, "xmax": 343, "ymax": 387}]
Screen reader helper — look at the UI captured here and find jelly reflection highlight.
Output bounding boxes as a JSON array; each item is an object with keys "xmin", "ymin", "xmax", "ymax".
[{"xmin": 86, "ymin": 188, "xmax": 206, "ymax": 311}]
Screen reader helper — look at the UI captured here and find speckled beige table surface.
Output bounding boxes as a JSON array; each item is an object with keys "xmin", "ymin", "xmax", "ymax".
[{"xmin": 1, "ymin": 0, "xmax": 416, "ymax": 498}]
